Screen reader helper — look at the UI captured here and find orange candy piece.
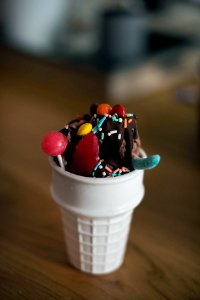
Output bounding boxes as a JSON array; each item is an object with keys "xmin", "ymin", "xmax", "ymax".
[{"xmin": 97, "ymin": 103, "xmax": 112, "ymax": 115}]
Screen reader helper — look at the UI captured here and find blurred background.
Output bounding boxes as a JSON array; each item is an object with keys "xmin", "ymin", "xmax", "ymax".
[
  {"xmin": 0, "ymin": 1, "xmax": 200, "ymax": 298},
  {"xmin": 0, "ymin": 0, "xmax": 200, "ymax": 100},
  {"xmin": 0, "ymin": 0, "xmax": 199, "ymax": 164}
]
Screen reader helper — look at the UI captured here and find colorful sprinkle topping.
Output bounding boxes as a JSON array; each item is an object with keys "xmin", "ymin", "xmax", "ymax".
[{"xmin": 92, "ymin": 115, "xmax": 107, "ymax": 134}]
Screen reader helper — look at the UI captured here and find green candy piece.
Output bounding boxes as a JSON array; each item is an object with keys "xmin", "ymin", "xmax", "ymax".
[{"xmin": 132, "ymin": 154, "xmax": 160, "ymax": 170}]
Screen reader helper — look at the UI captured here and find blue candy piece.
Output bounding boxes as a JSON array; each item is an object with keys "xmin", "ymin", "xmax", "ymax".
[{"xmin": 132, "ymin": 154, "xmax": 160, "ymax": 170}]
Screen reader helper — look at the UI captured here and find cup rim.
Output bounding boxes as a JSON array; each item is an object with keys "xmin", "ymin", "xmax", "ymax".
[{"xmin": 49, "ymin": 149, "xmax": 146, "ymax": 185}]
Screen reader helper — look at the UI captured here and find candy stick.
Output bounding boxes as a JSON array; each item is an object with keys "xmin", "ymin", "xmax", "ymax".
[
  {"xmin": 41, "ymin": 131, "xmax": 68, "ymax": 169},
  {"xmin": 57, "ymin": 154, "xmax": 64, "ymax": 169}
]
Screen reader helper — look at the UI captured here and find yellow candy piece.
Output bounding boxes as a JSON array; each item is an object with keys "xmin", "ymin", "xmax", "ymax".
[{"xmin": 77, "ymin": 123, "xmax": 92, "ymax": 136}]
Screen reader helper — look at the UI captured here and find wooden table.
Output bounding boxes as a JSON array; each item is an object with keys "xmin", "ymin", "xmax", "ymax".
[{"xmin": 0, "ymin": 47, "xmax": 199, "ymax": 300}]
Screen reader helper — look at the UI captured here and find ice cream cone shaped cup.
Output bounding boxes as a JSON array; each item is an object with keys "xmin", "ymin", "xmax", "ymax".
[{"xmin": 49, "ymin": 149, "xmax": 146, "ymax": 275}]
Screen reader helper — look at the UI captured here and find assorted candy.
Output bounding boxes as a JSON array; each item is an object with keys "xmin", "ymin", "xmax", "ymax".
[{"xmin": 41, "ymin": 103, "xmax": 160, "ymax": 177}]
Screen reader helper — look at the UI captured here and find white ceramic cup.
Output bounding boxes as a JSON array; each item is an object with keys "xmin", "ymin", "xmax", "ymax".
[{"xmin": 49, "ymin": 149, "xmax": 146, "ymax": 275}]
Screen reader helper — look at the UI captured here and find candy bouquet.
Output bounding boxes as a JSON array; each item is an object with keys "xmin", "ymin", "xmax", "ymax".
[{"xmin": 41, "ymin": 103, "xmax": 160, "ymax": 274}]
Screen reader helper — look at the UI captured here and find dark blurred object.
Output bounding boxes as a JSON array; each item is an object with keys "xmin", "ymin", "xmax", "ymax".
[
  {"xmin": 99, "ymin": 2, "xmax": 147, "ymax": 67},
  {"xmin": 143, "ymin": 0, "xmax": 164, "ymax": 12},
  {"xmin": 148, "ymin": 32, "xmax": 188, "ymax": 54},
  {"xmin": 197, "ymin": 60, "xmax": 200, "ymax": 147}
]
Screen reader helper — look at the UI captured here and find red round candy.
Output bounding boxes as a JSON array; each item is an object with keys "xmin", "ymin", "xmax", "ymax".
[
  {"xmin": 41, "ymin": 131, "xmax": 68, "ymax": 156},
  {"xmin": 111, "ymin": 104, "xmax": 126, "ymax": 117}
]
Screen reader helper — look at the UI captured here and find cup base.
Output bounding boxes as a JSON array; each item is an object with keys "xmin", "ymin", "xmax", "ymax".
[
  {"xmin": 69, "ymin": 257, "xmax": 124, "ymax": 275},
  {"xmin": 60, "ymin": 206, "xmax": 133, "ymax": 275}
]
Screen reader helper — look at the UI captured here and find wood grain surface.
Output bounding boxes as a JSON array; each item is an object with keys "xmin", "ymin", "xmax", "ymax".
[{"xmin": 0, "ymin": 47, "xmax": 199, "ymax": 300}]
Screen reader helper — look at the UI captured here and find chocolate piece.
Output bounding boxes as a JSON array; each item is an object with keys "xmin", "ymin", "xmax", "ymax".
[
  {"xmin": 60, "ymin": 127, "xmax": 69, "ymax": 137},
  {"xmin": 83, "ymin": 114, "xmax": 91, "ymax": 122},
  {"xmin": 90, "ymin": 103, "xmax": 98, "ymax": 115},
  {"xmin": 99, "ymin": 118, "xmax": 124, "ymax": 162},
  {"xmin": 119, "ymin": 139, "xmax": 126, "ymax": 159}
]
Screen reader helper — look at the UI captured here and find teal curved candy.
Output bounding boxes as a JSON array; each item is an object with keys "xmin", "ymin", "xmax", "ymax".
[{"xmin": 132, "ymin": 154, "xmax": 160, "ymax": 170}]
